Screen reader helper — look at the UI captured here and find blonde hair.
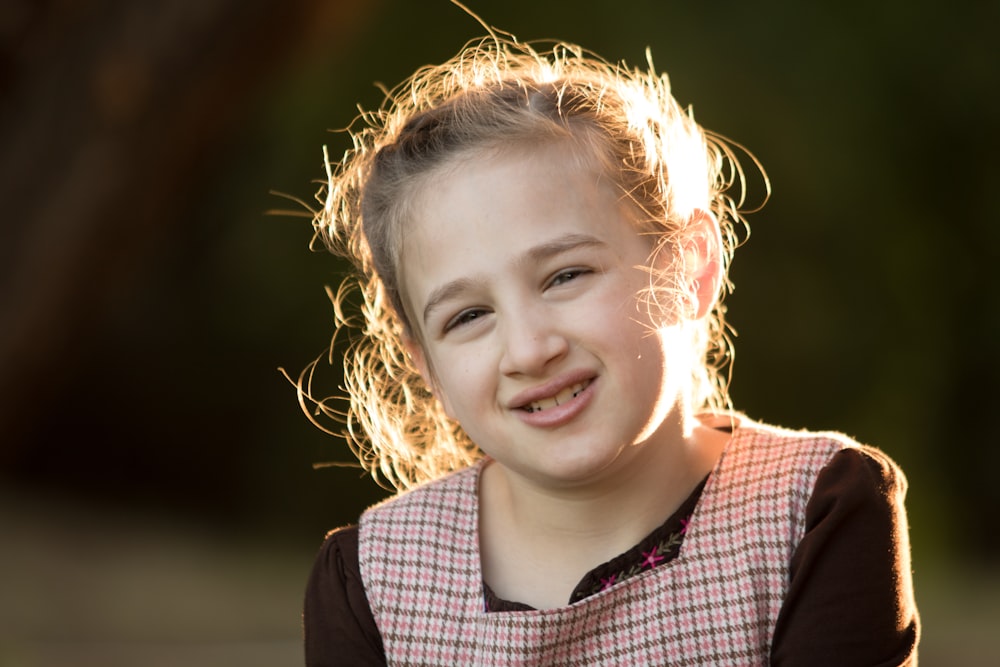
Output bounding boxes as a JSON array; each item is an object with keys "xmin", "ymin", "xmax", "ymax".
[{"xmin": 295, "ymin": 32, "xmax": 764, "ymax": 491}]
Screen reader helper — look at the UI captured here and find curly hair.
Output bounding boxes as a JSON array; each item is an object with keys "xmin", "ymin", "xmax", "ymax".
[{"xmin": 294, "ymin": 31, "xmax": 764, "ymax": 491}]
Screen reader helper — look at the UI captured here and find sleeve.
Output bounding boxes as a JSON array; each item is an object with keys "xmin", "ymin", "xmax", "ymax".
[
  {"xmin": 303, "ymin": 525, "xmax": 386, "ymax": 667},
  {"xmin": 770, "ymin": 447, "xmax": 920, "ymax": 666}
]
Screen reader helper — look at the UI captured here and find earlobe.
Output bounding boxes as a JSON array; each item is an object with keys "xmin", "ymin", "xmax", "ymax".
[
  {"xmin": 402, "ymin": 334, "xmax": 431, "ymax": 384},
  {"xmin": 685, "ymin": 209, "xmax": 723, "ymax": 320}
]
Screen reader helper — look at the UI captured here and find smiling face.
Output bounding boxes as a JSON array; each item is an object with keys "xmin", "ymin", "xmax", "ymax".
[{"xmin": 400, "ymin": 140, "xmax": 693, "ymax": 490}]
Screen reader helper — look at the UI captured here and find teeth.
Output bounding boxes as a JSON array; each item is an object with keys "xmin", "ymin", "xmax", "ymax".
[{"xmin": 525, "ymin": 382, "xmax": 588, "ymax": 413}]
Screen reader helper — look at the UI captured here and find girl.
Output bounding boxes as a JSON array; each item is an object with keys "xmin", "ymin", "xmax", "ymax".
[{"xmin": 298, "ymin": 29, "xmax": 919, "ymax": 667}]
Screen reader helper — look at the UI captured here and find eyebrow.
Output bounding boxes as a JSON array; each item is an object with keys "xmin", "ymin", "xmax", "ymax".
[{"xmin": 420, "ymin": 233, "xmax": 607, "ymax": 325}]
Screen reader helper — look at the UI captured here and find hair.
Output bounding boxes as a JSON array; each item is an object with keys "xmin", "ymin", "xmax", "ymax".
[{"xmin": 294, "ymin": 30, "xmax": 765, "ymax": 491}]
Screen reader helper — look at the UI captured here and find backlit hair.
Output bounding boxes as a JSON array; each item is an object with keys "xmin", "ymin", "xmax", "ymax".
[{"xmin": 295, "ymin": 31, "xmax": 764, "ymax": 490}]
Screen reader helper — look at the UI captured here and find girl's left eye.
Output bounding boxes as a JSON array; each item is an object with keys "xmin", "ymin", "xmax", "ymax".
[{"xmin": 548, "ymin": 268, "xmax": 590, "ymax": 288}]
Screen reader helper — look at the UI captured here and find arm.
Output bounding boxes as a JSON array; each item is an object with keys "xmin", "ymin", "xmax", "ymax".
[
  {"xmin": 304, "ymin": 526, "xmax": 386, "ymax": 667},
  {"xmin": 770, "ymin": 447, "xmax": 920, "ymax": 666}
]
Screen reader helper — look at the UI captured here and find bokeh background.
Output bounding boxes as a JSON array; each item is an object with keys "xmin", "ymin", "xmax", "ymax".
[{"xmin": 2, "ymin": 0, "xmax": 997, "ymax": 665}]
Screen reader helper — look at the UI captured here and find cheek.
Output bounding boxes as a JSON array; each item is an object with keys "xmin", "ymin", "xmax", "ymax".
[
  {"xmin": 600, "ymin": 285, "xmax": 660, "ymax": 344},
  {"xmin": 425, "ymin": 350, "xmax": 491, "ymax": 421}
]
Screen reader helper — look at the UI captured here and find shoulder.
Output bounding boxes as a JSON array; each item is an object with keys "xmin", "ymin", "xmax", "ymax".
[
  {"xmin": 735, "ymin": 419, "xmax": 908, "ymax": 499},
  {"xmin": 815, "ymin": 443, "xmax": 908, "ymax": 502},
  {"xmin": 312, "ymin": 525, "xmax": 362, "ymax": 575},
  {"xmin": 734, "ymin": 418, "xmax": 861, "ymax": 453},
  {"xmin": 359, "ymin": 463, "xmax": 481, "ymax": 528},
  {"xmin": 306, "ymin": 526, "xmax": 365, "ymax": 614},
  {"xmin": 728, "ymin": 418, "xmax": 907, "ymax": 485},
  {"xmin": 356, "ymin": 462, "xmax": 483, "ymax": 594},
  {"xmin": 712, "ymin": 419, "xmax": 911, "ymax": 541},
  {"xmin": 716, "ymin": 418, "xmax": 860, "ymax": 495}
]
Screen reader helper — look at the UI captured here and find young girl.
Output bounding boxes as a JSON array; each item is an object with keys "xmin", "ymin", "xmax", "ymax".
[{"xmin": 299, "ymin": 29, "xmax": 919, "ymax": 667}]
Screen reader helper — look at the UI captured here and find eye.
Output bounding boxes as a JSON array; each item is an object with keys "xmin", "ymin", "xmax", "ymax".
[
  {"xmin": 444, "ymin": 307, "xmax": 490, "ymax": 333},
  {"xmin": 547, "ymin": 268, "xmax": 591, "ymax": 288}
]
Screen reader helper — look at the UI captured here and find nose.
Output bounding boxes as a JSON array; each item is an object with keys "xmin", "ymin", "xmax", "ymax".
[{"xmin": 497, "ymin": 304, "xmax": 569, "ymax": 377}]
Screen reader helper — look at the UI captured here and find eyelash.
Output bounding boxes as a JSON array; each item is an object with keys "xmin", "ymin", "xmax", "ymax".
[
  {"xmin": 444, "ymin": 308, "xmax": 489, "ymax": 333},
  {"xmin": 548, "ymin": 268, "xmax": 590, "ymax": 288}
]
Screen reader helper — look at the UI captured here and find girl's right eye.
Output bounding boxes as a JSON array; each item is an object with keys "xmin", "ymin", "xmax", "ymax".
[{"xmin": 444, "ymin": 308, "xmax": 488, "ymax": 333}]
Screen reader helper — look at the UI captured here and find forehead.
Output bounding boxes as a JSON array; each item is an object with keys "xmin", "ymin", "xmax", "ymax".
[
  {"xmin": 412, "ymin": 137, "xmax": 624, "ymax": 230},
  {"xmin": 409, "ymin": 139, "xmax": 623, "ymax": 250}
]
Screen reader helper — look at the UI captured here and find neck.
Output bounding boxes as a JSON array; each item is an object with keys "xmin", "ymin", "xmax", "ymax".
[
  {"xmin": 503, "ymin": 416, "xmax": 701, "ymax": 547},
  {"xmin": 478, "ymin": 413, "xmax": 731, "ymax": 608}
]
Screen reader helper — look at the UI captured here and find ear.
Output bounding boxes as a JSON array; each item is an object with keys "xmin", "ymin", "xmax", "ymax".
[
  {"xmin": 683, "ymin": 209, "xmax": 723, "ymax": 320},
  {"xmin": 402, "ymin": 333, "xmax": 457, "ymax": 420}
]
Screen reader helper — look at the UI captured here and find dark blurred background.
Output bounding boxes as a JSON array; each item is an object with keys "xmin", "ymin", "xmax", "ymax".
[{"xmin": 1, "ymin": 0, "xmax": 997, "ymax": 665}]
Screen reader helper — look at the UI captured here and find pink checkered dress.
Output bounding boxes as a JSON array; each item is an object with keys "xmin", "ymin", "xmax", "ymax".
[{"xmin": 358, "ymin": 421, "xmax": 849, "ymax": 666}]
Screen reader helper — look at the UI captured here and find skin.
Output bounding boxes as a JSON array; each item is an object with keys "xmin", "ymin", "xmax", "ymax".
[{"xmin": 400, "ymin": 139, "xmax": 729, "ymax": 609}]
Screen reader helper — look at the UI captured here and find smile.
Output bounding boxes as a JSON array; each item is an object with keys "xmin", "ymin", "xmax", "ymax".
[{"xmin": 524, "ymin": 381, "xmax": 591, "ymax": 413}]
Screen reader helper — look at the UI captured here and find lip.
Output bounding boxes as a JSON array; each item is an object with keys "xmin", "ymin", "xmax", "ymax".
[{"xmin": 508, "ymin": 370, "xmax": 597, "ymax": 428}]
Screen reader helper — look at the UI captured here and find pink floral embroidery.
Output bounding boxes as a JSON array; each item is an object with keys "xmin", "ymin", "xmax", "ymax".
[
  {"xmin": 572, "ymin": 513, "xmax": 692, "ymax": 601},
  {"xmin": 641, "ymin": 546, "xmax": 665, "ymax": 569}
]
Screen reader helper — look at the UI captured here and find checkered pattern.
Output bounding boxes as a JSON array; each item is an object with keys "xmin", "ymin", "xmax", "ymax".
[{"xmin": 358, "ymin": 421, "xmax": 850, "ymax": 666}]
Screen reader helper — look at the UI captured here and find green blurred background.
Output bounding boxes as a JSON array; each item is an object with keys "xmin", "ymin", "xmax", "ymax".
[{"xmin": 1, "ymin": 0, "xmax": 997, "ymax": 664}]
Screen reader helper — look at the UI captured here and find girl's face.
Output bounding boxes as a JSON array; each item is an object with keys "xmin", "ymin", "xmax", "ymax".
[{"xmin": 401, "ymin": 141, "xmax": 690, "ymax": 491}]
